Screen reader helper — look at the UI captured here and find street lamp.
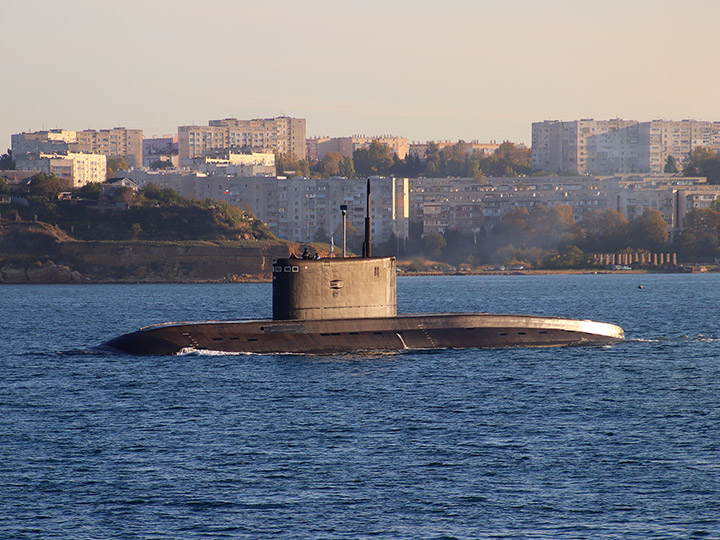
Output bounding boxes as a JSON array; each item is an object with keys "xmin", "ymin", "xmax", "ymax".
[{"xmin": 340, "ymin": 204, "xmax": 347, "ymax": 258}]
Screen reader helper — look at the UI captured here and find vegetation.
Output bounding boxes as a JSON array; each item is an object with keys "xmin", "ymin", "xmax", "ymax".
[
  {"xmin": 385, "ymin": 206, "xmax": 682, "ymax": 270},
  {"xmin": 0, "ymin": 149, "xmax": 14, "ymax": 170},
  {"xmin": 1, "ymin": 174, "xmax": 277, "ymax": 242},
  {"xmin": 276, "ymin": 141, "xmax": 530, "ymax": 180},
  {"xmin": 683, "ymin": 147, "xmax": 720, "ymax": 184}
]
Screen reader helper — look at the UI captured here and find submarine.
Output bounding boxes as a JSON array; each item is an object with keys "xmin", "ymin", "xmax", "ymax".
[{"xmin": 101, "ymin": 180, "xmax": 624, "ymax": 356}]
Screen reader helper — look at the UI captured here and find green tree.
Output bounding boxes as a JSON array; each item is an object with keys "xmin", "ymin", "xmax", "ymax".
[
  {"xmin": 422, "ymin": 232, "xmax": 446, "ymax": 258},
  {"xmin": 75, "ymin": 182, "xmax": 101, "ymax": 200},
  {"xmin": 0, "ymin": 149, "xmax": 15, "ymax": 170},
  {"xmin": 664, "ymin": 155, "xmax": 679, "ymax": 173},
  {"xmin": 479, "ymin": 142, "xmax": 531, "ymax": 177},
  {"xmin": 580, "ymin": 209, "xmax": 629, "ymax": 252},
  {"xmin": 106, "ymin": 157, "xmax": 130, "ymax": 179},
  {"xmin": 149, "ymin": 159, "xmax": 174, "ymax": 170},
  {"xmin": 113, "ymin": 186, "xmax": 137, "ymax": 205},
  {"xmin": 353, "ymin": 141, "xmax": 394, "ymax": 176},
  {"xmin": 627, "ymin": 209, "xmax": 669, "ymax": 250},
  {"xmin": 542, "ymin": 246, "xmax": 596, "ymax": 269},
  {"xmin": 683, "ymin": 147, "xmax": 720, "ymax": 184},
  {"xmin": 0, "ymin": 177, "xmax": 10, "ymax": 195},
  {"xmin": 27, "ymin": 173, "xmax": 70, "ymax": 200},
  {"xmin": 338, "ymin": 156, "xmax": 355, "ymax": 178},
  {"xmin": 317, "ymin": 152, "xmax": 342, "ymax": 177},
  {"xmin": 674, "ymin": 208, "xmax": 720, "ymax": 260}
]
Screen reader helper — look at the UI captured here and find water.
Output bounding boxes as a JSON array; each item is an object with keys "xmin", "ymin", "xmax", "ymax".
[{"xmin": 2, "ymin": 274, "xmax": 720, "ymax": 539}]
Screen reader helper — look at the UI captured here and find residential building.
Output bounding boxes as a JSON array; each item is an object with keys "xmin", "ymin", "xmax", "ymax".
[
  {"xmin": 11, "ymin": 130, "xmax": 77, "ymax": 156},
  {"xmin": 16, "ymin": 152, "xmax": 107, "ymax": 187},
  {"xmin": 532, "ymin": 119, "xmax": 720, "ymax": 175},
  {"xmin": 178, "ymin": 116, "xmax": 306, "ymax": 165},
  {"xmin": 143, "ymin": 136, "xmax": 178, "ymax": 168},
  {"xmin": 12, "ymin": 127, "xmax": 143, "ymax": 169},
  {"xmin": 118, "ymin": 171, "xmax": 408, "ymax": 245},
  {"xmin": 74, "ymin": 127, "xmax": 143, "ymax": 168},
  {"xmin": 409, "ymin": 175, "xmax": 719, "ymax": 237}
]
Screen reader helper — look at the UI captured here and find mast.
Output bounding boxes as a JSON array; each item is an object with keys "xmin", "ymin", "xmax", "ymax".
[{"xmin": 363, "ymin": 178, "xmax": 372, "ymax": 258}]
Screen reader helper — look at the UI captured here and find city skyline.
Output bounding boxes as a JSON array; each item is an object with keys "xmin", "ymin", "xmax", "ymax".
[{"xmin": 3, "ymin": 0, "xmax": 719, "ymax": 153}]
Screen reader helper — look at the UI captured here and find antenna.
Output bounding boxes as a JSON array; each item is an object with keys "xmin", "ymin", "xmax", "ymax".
[{"xmin": 363, "ymin": 178, "xmax": 372, "ymax": 258}]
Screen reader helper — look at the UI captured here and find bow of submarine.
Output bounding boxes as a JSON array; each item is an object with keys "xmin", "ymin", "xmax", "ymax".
[{"xmin": 99, "ymin": 329, "xmax": 185, "ymax": 356}]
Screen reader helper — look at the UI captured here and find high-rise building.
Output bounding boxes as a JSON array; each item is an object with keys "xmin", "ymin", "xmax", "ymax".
[
  {"xmin": 74, "ymin": 127, "xmax": 143, "ymax": 168},
  {"xmin": 178, "ymin": 116, "xmax": 306, "ymax": 165},
  {"xmin": 532, "ymin": 119, "xmax": 720, "ymax": 175},
  {"xmin": 16, "ymin": 152, "xmax": 106, "ymax": 187},
  {"xmin": 12, "ymin": 127, "xmax": 142, "ymax": 169}
]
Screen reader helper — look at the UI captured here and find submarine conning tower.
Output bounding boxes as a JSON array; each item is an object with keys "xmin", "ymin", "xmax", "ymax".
[
  {"xmin": 273, "ymin": 177, "xmax": 397, "ymax": 321},
  {"xmin": 272, "ymin": 256, "xmax": 397, "ymax": 320}
]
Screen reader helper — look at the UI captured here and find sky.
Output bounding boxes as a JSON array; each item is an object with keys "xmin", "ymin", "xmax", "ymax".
[{"xmin": 2, "ymin": 0, "xmax": 719, "ymax": 152}]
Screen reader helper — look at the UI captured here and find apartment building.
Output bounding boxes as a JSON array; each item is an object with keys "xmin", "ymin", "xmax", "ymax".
[
  {"xmin": 178, "ymin": 116, "xmax": 306, "ymax": 165},
  {"xmin": 533, "ymin": 119, "xmax": 720, "ymax": 175},
  {"xmin": 16, "ymin": 152, "xmax": 107, "ymax": 187},
  {"xmin": 143, "ymin": 136, "xmax": 178, "ymax": 167},
  {"xmin": 118, "ymin": 171, "xmax": 409, "ymax": 245},
  {"xmin": 12, "ymin": 127, "xmax": 142, "ymax": 169},
  {"xmin": 11, "ymin": 130, "xmax": 77, "ymax": 156},
  {"xmin": 409, "ymin": 175, "xmax": 719, "ymax": 236},
  {"xmin": 74, "ymin": 128, "xmax": 143, "ymax": 168}
]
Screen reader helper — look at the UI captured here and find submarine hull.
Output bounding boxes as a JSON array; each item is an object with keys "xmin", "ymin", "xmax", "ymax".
[{"xmin": 100, "ymin": 313, "xmax": 624, "ymax": 356}]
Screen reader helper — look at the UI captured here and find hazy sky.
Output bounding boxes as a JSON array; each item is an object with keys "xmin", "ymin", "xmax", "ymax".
[{"xmin": 2, "ymin": 0, "xmax": 719, "ymax": 151}]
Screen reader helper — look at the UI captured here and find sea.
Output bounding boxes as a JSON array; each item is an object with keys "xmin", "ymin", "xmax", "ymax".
[{"xmin": 2, "ymin": 274, "xmax": 720, "ymax": 539}]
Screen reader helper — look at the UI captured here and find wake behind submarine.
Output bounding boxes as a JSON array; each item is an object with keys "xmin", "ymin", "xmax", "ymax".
[{"xmin": 101, "ymin": 180, "xmax": 624, "ymax": 356}]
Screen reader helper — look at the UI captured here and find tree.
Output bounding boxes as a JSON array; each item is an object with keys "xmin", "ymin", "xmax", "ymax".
[
  {"xmin": 580, "ymin": 209, "xmax": 629, "ymax": 252},
  {"xmin": 317, "ymin": 152, "xmax": 342, "ymax": 177},
  {"xmin": 674, "ymin": 208, "xmax": 720, "ymax": 260},
  {"xmin": 683, "ymin": 147, "xmax": 720, "ymax": 184},
  {"xmin": 0, "ymin": 177, "xmax": 10, "ymax": 195},
  {"xmin": 0, "ymin": 149, "xmax": 14, "ymax": 170},
  {"xmin": 149, "ymin": 159, "xmax": 174, "ymax": 170},
  {"xmin": 627, "ymin": 209, "xmax": 669, "ymax": 250},
  {"xmin": 26, "ymin": 173, "xmax": 70, "ymax": 200},
  {"xmin": 664, "ymin": 155, "xmax": 679, "ymax": 174},
  {"xmin": 107, "ymin": 157, "xmax": 130, "ymax": 179},
  {"xmin": 113, "ymin": 186, "xmax": 137, "ymax": 205},
  {"xmin": 542, "ymin": 246, "xmax": 597, "ymax": 269},
  {"xmin": 75, "ymin": 182, "xmax": 101, "ymax": 200},
  {"xmin": 353, "ymin": 141, "xmax": 394, "ymax": 176},
  {"xmin": 422, "ymin": 232, "xmax": 446, "ymax": 258},
  {"xmin": 479, "ymin": 142, "xmax": 532, "ymax": 177},
  {"xmin": 338, "ymin": 156, "xmax": 355, "ymax": 178}
]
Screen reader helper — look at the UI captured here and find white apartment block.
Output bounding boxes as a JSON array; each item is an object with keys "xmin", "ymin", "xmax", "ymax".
[
  {"xmin": 74, "ymin": 127, "xmax": 143, "ymax": 168},
  {"xmin": 12, "ymin": 127, "xmax": 143, "ymax": 169},
  {"xmin": 17, "ymin": 152, "xmax": 107, "ymax": 187},
  {"xmin": 178, "ymin": 116, "xmax": 306, "ymax": 165},
  {"xmin": 409, "ymin": 175, "xmax": 718, "ymax": 237},
  {"xmin": 118, "ymin": 171, "xmax": 409, "ymax": 245},
  {"xmin": 533, "ymin": 119, "xmax": 720, "ymax": 175}
]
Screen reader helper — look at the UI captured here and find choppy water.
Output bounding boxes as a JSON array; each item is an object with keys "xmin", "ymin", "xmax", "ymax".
[{"xmin": 2, "ymin": 274, "xmax": 720, "ymax": 539}]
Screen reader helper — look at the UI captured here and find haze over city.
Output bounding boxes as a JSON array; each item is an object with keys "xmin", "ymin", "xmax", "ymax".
[{"xmin": 3, "ymin": 0, "xmax": 719, "ymax": 150}]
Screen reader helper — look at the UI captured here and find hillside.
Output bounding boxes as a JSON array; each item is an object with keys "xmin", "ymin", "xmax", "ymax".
[{"xmin": 0, "ymin": 220, "xmax": 294, "ymax": 283}]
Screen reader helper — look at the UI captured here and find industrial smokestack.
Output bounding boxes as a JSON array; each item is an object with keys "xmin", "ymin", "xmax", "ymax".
[{"xmin": 363, "ymin": 178, "xmax": 372, "ymax": 258}]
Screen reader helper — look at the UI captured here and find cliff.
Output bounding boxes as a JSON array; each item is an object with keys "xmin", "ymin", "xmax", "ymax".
[{"xmin": 0, "ymin": 220, "xmax": 294, "ymax": 283}]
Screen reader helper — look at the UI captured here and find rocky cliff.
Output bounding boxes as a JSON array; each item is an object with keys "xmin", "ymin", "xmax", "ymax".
[{"xmin": 0, "ymin": 220, "xmax": 294, "ymax": 283}]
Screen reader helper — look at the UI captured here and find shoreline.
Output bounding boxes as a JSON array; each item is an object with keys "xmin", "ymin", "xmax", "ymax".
[{"xmin": 2, "ymin": 268, "xmax": 716, "ymax": 284}]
